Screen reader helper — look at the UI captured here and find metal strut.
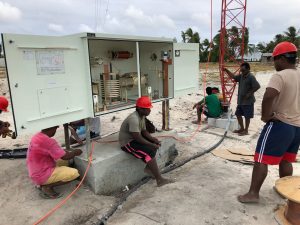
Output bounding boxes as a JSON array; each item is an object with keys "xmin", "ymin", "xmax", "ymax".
[{"xmin": 219, "ymin": 0, "xmax": 247, "ymax": 104}]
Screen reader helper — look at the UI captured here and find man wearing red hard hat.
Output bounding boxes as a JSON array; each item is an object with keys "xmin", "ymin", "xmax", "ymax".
[
  {"xmin": 238, "ymin": 42, "xmax": 300, "ymax": 203},
  {"xmin": 119, "ymin": 96, "xmax": 174, "ymax": 187},
  {"xmin": 0, "ymin": 96, "xmax": 12, "ymax": 137}
]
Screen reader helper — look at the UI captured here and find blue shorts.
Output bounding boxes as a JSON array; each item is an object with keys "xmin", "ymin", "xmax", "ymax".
[
  {"xmin": 235, "ymin": 104, "xmax": 254, "ymax": 119},
  {"xmin": 255, "ymin": 121, "xmax": 300, "ymax": 165}
]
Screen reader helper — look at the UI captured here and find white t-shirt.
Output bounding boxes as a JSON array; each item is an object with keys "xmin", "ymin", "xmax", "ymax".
[{"xmin": 267, "ymin": 69, "xmax": 300, "ymax": 127}]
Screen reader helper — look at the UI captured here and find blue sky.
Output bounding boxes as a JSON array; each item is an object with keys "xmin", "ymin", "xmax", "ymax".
[{"xmin": 1, "ymin": 0, "xmax": 300, "ymax": 44}]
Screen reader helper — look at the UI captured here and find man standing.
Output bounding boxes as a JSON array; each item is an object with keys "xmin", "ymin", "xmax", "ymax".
[
  {"xmin": 27, "ymin": 126, "xmax": 82, "ymax": 198},
  {"xmin": 238, "ymin": 42, "xmax": 300, "ymax": 203},
  {"xmin": 224, "ymin": 63, "xmax": 260, "ymax": 136},
  {"xmin": 119, "ymin": 96, "xmax": 173, "ymax": 187}
]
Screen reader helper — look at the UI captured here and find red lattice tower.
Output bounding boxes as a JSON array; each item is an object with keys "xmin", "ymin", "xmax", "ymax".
[{"xmin": 219, "ymin": 0, "xmax": 247, "ymax": 104}]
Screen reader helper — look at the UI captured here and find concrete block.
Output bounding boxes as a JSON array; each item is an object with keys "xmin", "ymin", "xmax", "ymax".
[
  {"xmin": 74, "ymin": 132, "xmax": 177, "ymax": 195},
  {"xmin": 208, "ymin": 117, "xmax": 239, "ymax": 132}
]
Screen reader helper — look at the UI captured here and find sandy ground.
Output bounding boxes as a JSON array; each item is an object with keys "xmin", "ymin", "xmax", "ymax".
[{"xmin": 0, "ymin": 68, "xmax": 299, "ymax": 225}]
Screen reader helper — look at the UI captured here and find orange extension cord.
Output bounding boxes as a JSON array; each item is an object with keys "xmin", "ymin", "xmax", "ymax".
[
  {"xmin": 33, "ymin": 142, "xmax": 95, "ymax": 225},
  {"xmin": 33, "ymin": 1, "xmax": 214, "ymax": 223}
]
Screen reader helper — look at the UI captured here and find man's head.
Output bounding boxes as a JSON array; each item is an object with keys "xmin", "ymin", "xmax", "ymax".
[
  {"xmin": 0, "ymin": 96, "xmax": 9, "ymax": 114},
  {"xmin": 206, "ymin": 87, "xmax": 213, "ymax": 95},
  {"xmin": 240, "ymin": 62, "xmax": 250, "ymax": 76},
  {"xmin": 272, "ymin": 41, "xmax": 298, "ymax": 71},
  {"xmin": 211, "ymin": 87, "xmax": 220, "ymax": 94},
  {"xmin": 136, "ymin": 96, "xmax": 153, "ymax": 116},
  {"xmin": 42, "ymin": 126, "xmax": 59, "ymax": 137}
]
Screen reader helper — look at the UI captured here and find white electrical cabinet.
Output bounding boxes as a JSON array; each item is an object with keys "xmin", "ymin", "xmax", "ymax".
[{"xmin": 1, "ymin": 33, "xmax": 199, "ymax": 135}]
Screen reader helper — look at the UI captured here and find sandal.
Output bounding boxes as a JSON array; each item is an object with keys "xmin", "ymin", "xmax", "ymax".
[{"xmin": 39, "ymin": 190, "xmax": 63, "ymax": 199}]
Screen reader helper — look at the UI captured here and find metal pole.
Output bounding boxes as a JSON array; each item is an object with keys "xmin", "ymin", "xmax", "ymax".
[
  {"xmin": 162, "ymin": 100, "xmax": 170, "ymax": 130},
  {"xmin": 85, "ymin": 118, "xmax": 91, "ymax": 160},
  {"xmin": 136, "ymin": 42, "xmax": 141, "ymax": 97},
  {"xmin": 63, "ymin": 123, "xmax": 70, "ymax": 150}
]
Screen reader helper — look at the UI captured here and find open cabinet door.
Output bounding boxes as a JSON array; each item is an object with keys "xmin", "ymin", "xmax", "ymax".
[
  {"xmin": 173, "ymin": 43, "xmax": 199, "ymax": 97},
  {"xmin": 1, "ymin": 33, "xmax": 93, "ymax": 135}
]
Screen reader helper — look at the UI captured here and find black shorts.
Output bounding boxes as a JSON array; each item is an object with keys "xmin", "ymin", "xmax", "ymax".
[
  {"xmin": 235, "ymin": 104, "xmax": 254, "ymax": 118},
  {"xmin": 121, "ymin": 140, "xmax": 157, "ymax": 163}
]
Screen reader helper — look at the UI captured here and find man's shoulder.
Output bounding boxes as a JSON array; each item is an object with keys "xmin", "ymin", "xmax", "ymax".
[
  {"xmin": 248, "ymin": 73, "xmax": 256, "ymax": 79},
  {"xmin": 125, "ymin": 111, "xmax": 141, "ymax": 123}
]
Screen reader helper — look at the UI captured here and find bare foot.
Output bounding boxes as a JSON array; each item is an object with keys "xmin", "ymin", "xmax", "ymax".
[
  {"xmin": 233, "ymin": 129, "xmax": 244, "ymax": 133},
  {"xmin": 157, "ymin": 178, "xmax": 175, "ymax": 187},
  {"xmin": 192, "ymin": 120, "xmax": 200, "ymax": 124},
  {"xmin": 237, "ymin": 193, "xmax": 259, "ymax": 203},
  {"xmin": 144, "ymin": 168, "xmax": 154, "ymax": 178},
  {"xmin": 238, "ymin": 130, "xmax": 249, "ymax": 136}
]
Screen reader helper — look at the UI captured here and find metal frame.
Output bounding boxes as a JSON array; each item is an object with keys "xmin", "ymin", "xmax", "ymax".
[{"xmin": 219, "ymin": 0, "xmax": 247, "ymax": 104}]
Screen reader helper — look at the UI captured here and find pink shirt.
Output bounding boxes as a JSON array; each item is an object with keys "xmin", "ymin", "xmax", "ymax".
[{"xmin": 26, "ymin": 132, "xmax": 65, "ymax": 185}]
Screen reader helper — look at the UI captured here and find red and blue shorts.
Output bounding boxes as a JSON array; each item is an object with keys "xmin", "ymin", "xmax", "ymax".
[
  {"xmin": 121, "ymin": 140, "xmax": 157, "ymax": 163},
  {"xmin": 255, "ymin": 121, "xmax": 300, "ymax": 165}
]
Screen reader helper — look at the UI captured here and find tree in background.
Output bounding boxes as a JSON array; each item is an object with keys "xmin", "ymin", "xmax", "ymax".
[
  {"xmin": 257, "ymin": 26, "xmax": 300, "ymax": 55},
  {"xmin": 181, "ymin": 28, "xmax": 202, "ymax": 61}
]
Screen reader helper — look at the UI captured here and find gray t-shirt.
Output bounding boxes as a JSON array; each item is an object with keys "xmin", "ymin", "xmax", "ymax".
[
  {"xmin": 119, "ymin": 111, "xmax": 146, "ymax": 146},
  {"xmin": 234, "ymin": 72, "xmax": 260, "ymax": 105}
]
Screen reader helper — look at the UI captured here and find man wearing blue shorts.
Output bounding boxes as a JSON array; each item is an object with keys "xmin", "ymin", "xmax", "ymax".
[
  {"xmin": 238, "ymin": 42, "xmax": 300, "ymax": 203},
  {"xmin": 224, "ymin": 63, "xmax": 260, "ymax": 136}
]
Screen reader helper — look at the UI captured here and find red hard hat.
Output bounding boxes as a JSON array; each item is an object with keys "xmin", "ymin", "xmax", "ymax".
[
  {"xmin": 0, "ymin": 96, "xmax": 9, "ymax": 112},
  {"xmin": 136, "ymin": 96, "xmax": 153, "ymax": 108},
  {"xmin": 272, "ymin": 41, "xmax": 298, "ymax": 57}
]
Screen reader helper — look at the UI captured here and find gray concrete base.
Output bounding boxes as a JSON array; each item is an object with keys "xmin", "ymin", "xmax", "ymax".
[
  {"xmin": 74, "ymin": 132, "xmax": 177, "ymax": 195},
  {"xmin": 208, "ymin": 117, "xmax": 239, "ymax": 132}
]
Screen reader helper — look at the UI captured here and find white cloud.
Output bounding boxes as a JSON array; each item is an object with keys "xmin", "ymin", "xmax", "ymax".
[
  {"xmin": 0, "ymin": 1, "xmax": 22, "ymax": 22},
  {"xmin": 48, "ymin": 23, "xmax": 64, "ymax": 33},
  {"xmin": 125, "ymin": 5, "xmax": 176, "ymax": 29},
  {"xmin": 253, "ymin": 18, "xmax": 263, "ymax": 30},
  {"xmin": 191, "ymin": 13, "xmax": 210, "ymax": 27},
  {"xmin": 78, "ymin": 24, "xmax": 94, "ymax": 33}
]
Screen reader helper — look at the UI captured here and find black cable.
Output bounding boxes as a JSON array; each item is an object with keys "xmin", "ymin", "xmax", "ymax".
[{"xmin": 96, "ymin": 130, "xmax": 228, "ymax": 225}]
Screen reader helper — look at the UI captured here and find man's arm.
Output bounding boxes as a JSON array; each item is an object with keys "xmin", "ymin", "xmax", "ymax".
[
  {"xmin": 245, "ymin": 77, "xmax": 261, "ymax": 98},
  {"xmin": 130, "ymin": 132, "xmax": 159, "ymax": 149},
  {"xmin": 193, "ymin": 98, "xmax": 204, "ymax": 109},
  {"xmin": 261, "ymin": 87, "xmax": 279, "ymax": 123},
  {"xmin": 68, "ymin": 125, "xmax": 83, "ymax": 145},
  {"xmin": 141, "ymin": 130, "xmax": 161, "ymax": 146},
  {"xmin": 61, "ymin": 149, "xmax": 82, "ymax": 160},
  {"xmin": 223, "ymin": 68, "xmax": 238, "ymax": 80},
  {"xmin": 0, "ymin": 120, "xmax": 11, "ymax": 136}
]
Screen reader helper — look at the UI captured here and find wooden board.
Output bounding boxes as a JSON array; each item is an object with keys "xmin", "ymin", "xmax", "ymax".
[
  {"xmin": 227, "ymin": 148, "xmax": 254, "ymax": 156},
  {"xmin": 212, "ymin": 148, "xmax": 254, "ymax": 164},
  {"xmin": 274, "ymin": 205, "xmax": 291, "ymax": 225},
  {"xmin": 275, "ymin": 176, "xmax": 300, "ymax": 203}
]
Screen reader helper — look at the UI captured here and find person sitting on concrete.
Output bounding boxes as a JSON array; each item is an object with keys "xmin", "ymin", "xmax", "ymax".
[
  {"xmin": 27, "ymin": 126, "xmax": 82, "ymax": 199},
  {"xmin": 119, "ymin": 96, "xmax": 173, "ymax": 187},
  {"xmin": 224, "ymin": 62, "xmax": 260, "ymax": 136},
  {"xmin": 192, "ymin": 87, "xmax": 222, "ymax": 124},
  {"xmin": 69, "ymin": 117, "xmax": 100, "ymax": 145},
  {"xmin": 0, "ymin": 96, "xmax": 15, "ymax": 138}
]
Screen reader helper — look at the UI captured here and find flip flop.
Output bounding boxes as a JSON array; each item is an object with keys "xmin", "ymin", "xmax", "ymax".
[{"xmin": 39, "ymin": 190, "xmax": 63, "ymax": 199}]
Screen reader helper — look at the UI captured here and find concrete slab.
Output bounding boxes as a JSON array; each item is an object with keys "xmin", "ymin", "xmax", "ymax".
[
  {"xmin": 74, "ymin": 132, "xmax": 178, "ymax": 195},
  {"xmin": 208, "ymin": 117, "xmax": 239, "ymax": 132}
]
